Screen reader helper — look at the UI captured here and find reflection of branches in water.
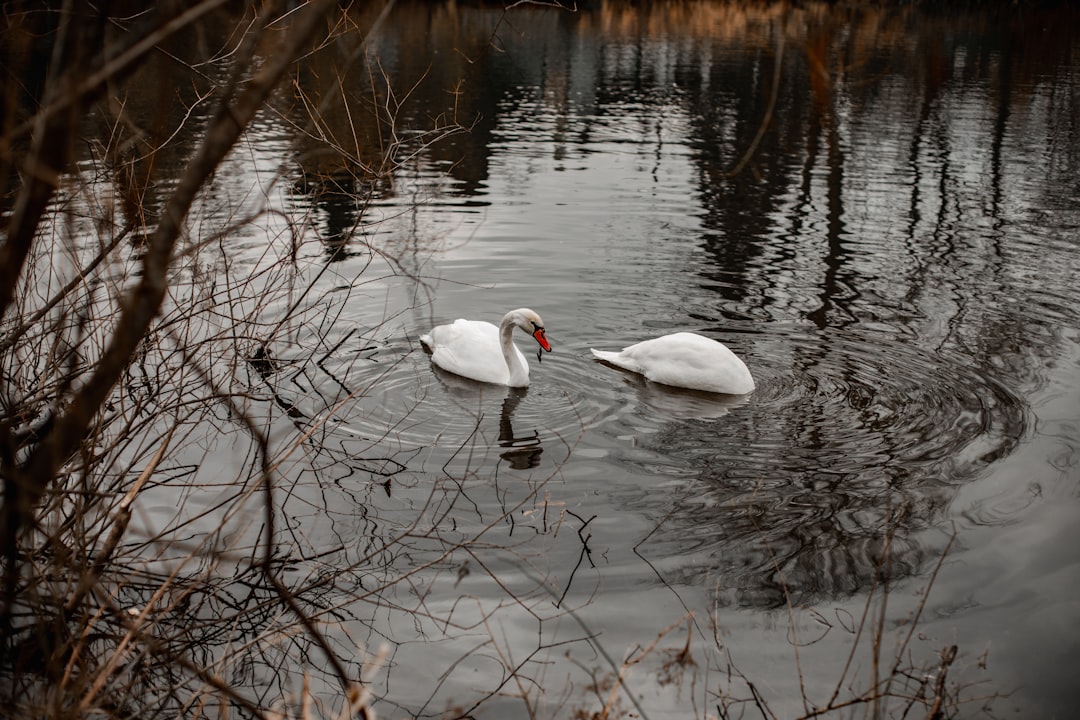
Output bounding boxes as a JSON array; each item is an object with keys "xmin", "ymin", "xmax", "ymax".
[
  {"xmin": 686, "ymin": 1, "xmax": 1064, "ymax": 503},
  {"xmin": 554, "ymin": 510, "xmax": 595, "ymax": 609},
  {"xmin": 679, "ymin": 0, "xmax": 1049, "ymax": 609}
]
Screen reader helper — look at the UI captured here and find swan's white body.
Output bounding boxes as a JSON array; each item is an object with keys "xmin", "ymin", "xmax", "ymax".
[
  {"xmin": 591, "ymin": 332, "xmax": 754, "ymax": 395},
  {"xmin": 420, "ymin": 308, "xmax": 552, "ymax": 387}
]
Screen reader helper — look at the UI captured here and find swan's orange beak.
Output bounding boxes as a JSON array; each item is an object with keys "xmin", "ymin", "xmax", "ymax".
[{"xmin": 533, "ymin": 328, "xmax": 552, "ymax": 352}]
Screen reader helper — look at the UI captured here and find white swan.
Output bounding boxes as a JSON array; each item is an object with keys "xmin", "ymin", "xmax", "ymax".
[
  {"xmin": 420, "ymin": 308, "xmax": 552, "ymax": 387},
  {"xmin": 591, "ymin": 332, "xmax": 754, "ymax": 395}
]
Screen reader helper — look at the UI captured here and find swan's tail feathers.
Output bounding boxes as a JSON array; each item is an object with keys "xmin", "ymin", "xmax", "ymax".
[{"xmin": 591, "ymin": 348, "xmax": 640, "ymax": 374}]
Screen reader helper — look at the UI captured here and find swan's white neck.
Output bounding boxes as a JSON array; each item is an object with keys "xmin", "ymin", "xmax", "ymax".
[{"xmin": 499, "ymin": 314, "xmax": 529, "ymax": 386}]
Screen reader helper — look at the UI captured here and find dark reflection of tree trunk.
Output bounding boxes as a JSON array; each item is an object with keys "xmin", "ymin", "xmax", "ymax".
[
  {"xmin": 806, "ymin": 27, "xmax": 849, "ymax": 331},
  {"xmin": 988, "ymin": 38, "xmax": 1011, "ymax": 238},
  {"xmin": 497, "ymin": 387, "xmax": 542, "ymax": 470},
  {"xmin": 294, "ymin": 172, "xmax": 362, "ymax": 263}
]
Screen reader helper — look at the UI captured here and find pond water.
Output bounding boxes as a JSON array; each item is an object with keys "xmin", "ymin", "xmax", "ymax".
[{"xmin": 68, "ymin": 2, "xmax": 1080, "ymax": 717}]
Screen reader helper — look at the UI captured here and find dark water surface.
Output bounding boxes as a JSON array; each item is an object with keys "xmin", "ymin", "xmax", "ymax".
[{"xmin": 88, "ymin": 2, "xmax": 1080, "ymax": 717}]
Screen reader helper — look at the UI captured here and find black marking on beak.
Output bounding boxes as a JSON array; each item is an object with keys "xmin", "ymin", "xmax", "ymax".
[{"xmin": 530, "ymin": 321, "xmax": 552, "ymax": 358}]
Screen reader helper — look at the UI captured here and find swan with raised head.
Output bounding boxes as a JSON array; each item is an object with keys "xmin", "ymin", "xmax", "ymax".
[
  {"xmin": 420, "ymin": 308, "xmax": 552, "ymax": 387},
  {"xmin": 591, "ymin": 332, "xmax": 754, "ymax": 395}
]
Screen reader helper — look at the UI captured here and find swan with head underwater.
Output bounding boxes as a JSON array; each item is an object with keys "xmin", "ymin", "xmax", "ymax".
[
  {"xmin": 591, "ymin": 331, "xmax": 754, "ymax": 395},
  {"xmin": 420, "ymin": 308, "xmax": 552, "ymax": 387}
]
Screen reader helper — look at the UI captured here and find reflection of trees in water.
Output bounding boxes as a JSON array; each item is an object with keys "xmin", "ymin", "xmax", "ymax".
[
  {"xmin": 324, "ymin": 1, "xmax": 1077, "ymax": 608},
  {"xmin": 292, "ymin": 170, "xmax": 370, "ymax": 263},
  {"xmin": 639, "ymin": 419, "xmax": 948, "ymax": 608},
  {"xmin": 590, "ymin": 6, "xmax": 1072, "ymax": 607}
]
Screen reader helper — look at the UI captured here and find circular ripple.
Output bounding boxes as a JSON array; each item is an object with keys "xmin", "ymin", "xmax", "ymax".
[
  {"xmin": 306, "ymin": 334, "xmax": 611, "ymax": 468},
  {"xmin": 752, "ymin": 328, "xmax": 1028, "ymax": 478}
]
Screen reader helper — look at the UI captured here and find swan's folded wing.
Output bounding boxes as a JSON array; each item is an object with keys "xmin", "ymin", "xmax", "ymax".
[{"xmin": 428, "ymin": 320, "xmax": 512, "ymax": 385}]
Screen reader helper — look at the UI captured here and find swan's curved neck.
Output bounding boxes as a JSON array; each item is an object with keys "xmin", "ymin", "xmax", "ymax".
[{"xmin": 499, "ymin": 316, "xmax": 528, "ymax": 385}]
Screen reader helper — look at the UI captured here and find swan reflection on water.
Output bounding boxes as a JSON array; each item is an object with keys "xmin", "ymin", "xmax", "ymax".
[
  {"xmin": 632, "ymin": 377, "xmax": 751, "ymax": 420},
  {"xmin": 497, "ymin": 387, "xmax": 543, "ymax": 469},
  {"xmin": 427, "ymin": 365, "xmax": 544, "ymax": 470},
  {"xmin": 596, "ymin": 363, "xmax": 752, "ymax": 421}
]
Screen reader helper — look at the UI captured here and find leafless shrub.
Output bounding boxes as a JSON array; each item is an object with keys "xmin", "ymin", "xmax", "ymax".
[{"xmin": 0, "ymin": 2, "xmax": 484, "ymax": 718}]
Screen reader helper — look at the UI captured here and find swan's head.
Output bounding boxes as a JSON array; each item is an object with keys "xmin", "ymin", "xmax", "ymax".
[{"xmin": 506, "ymin": 308, "xmax": 552, "ymax": 354}]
